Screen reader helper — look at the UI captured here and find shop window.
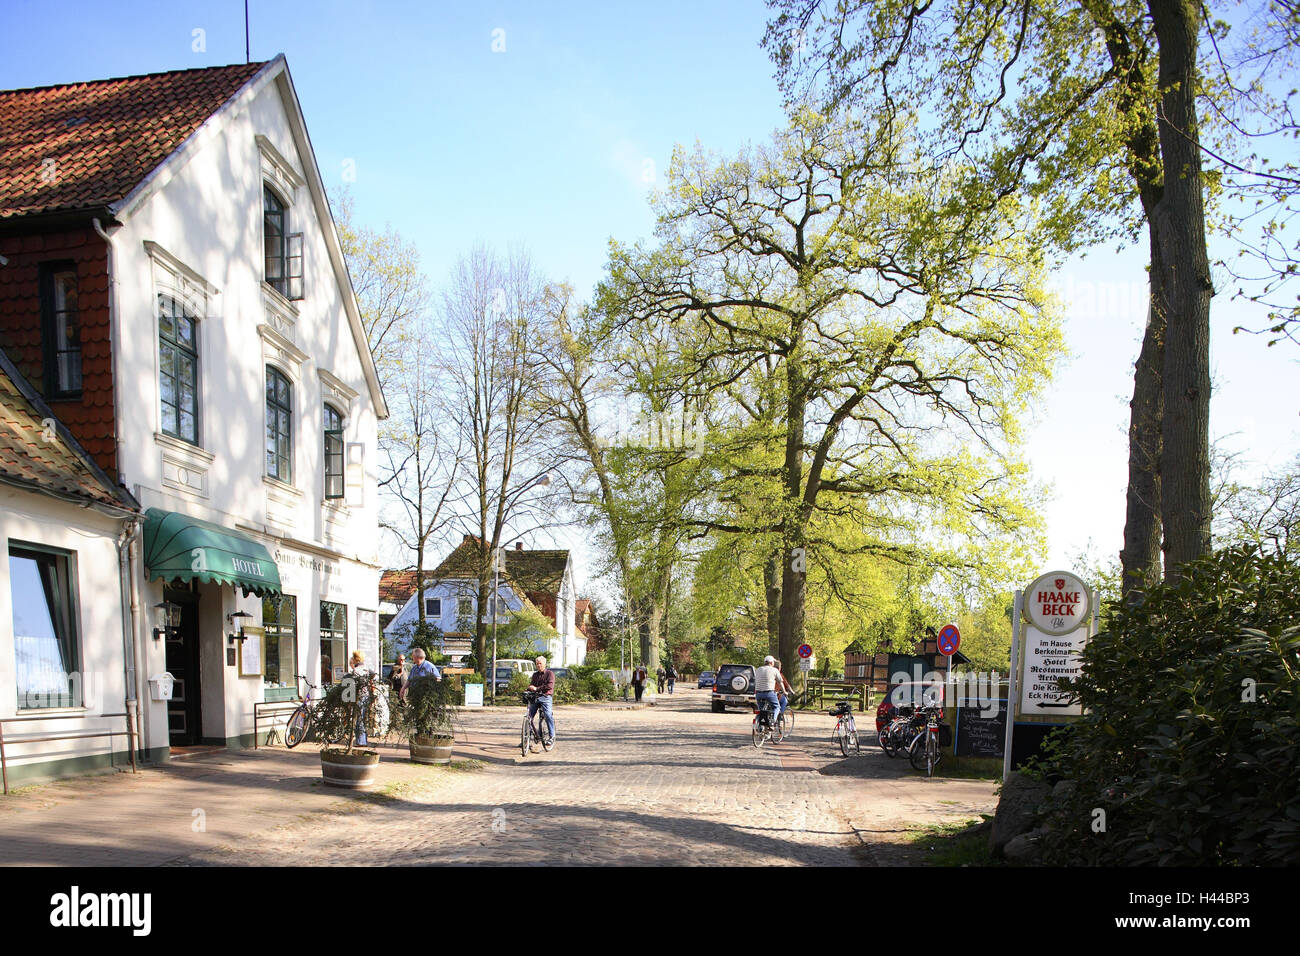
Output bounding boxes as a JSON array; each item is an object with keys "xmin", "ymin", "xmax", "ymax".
[
  {"xmin": 320, "ymin": 600, "xmax": 347, "ymax": 685},
  {"xmin": 8, "ymin": 545, "xmax": 81, "ymax": 709},
  {"xmin": 262, "ymin": 594, "xmax": 297, "ymax": 701}
]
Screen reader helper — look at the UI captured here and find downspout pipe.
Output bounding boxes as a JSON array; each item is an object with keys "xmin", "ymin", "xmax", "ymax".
[{"xmin": 95, "ymin": 216, "xmax": 149, "ymax": 760}]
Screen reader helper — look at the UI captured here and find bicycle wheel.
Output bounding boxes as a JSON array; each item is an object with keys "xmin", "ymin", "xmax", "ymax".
[
  {"xmin": 541, "ymin": 719, "xmax": 554, "ymax": 752},
  {"xmin": 752, "ymin": 715, "xmax": 765, "ymax": 748},
  {"xmin": 284, "ymin": 706, "xmax": 309, "ymax": 748},
  {"xmin": 929, "ymin": 734, "xmax": 942, "ymax": 776},
  {"xmin": 782, "ymin": 707, "xmax": 794, "ymax": 736},
  {"xmin": 848, "ymin": 727, "xmax": 860, "ymax": 754},
  {"xmin": 520, "ymin": 714, "xmax": 531, "ymax": 757},
  {"xmin": 909, "ymin": 734, "xmax": 929, "ymax": 771},
  {"xmin": 773, "ymin": 713, "xmax": 785, "ymax": 744},
  {"xmin": 838, "ymin": 721, "xmax": 852, "ymax": 757}
]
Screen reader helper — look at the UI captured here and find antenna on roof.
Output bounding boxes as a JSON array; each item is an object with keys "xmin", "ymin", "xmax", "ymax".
[{"xmin": 244, "ymin": 0, "xmax": 250, "ymax": 63}]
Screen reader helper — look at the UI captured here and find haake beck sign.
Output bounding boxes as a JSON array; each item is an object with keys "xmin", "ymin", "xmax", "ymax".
[{"xmin": 1025, "ymin": 570, "xmax": 1090, "ymax": 635}]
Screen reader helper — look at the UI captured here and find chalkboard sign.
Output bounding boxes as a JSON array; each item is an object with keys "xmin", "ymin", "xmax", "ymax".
[{"xmin": 955, "ymin": 701, "xmax": 1007, "ymax": 758}]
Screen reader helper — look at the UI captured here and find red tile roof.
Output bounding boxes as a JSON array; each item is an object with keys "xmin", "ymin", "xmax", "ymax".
[
  {"xmin": 0, "ymin": 347, "xmax": 135, "ymax": 509},
  {"xmin": 0, "ymin": 62, "xmax": 267, "ymax": 220},
  {"xmin": 379, "ymin": 569, "xmax": 423, "ymax": 606}
]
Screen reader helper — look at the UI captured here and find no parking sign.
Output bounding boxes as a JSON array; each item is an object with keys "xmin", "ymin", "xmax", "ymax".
[{"xmin": 937, "ymin": 624, "xmax": 961, "ymax": 656}]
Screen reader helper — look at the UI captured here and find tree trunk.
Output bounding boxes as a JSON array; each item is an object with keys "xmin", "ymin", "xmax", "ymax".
[
  {"xmin": 1120, "ymin": 227, "xmax": 1166, "ymax": 601},
  {"xmin": 1149, "ymin": 0, "xmax": 1214, "ymax": 576},
  {"xmin": 764, "ymin": 550, "xmax": 782, "ymax": 657}
]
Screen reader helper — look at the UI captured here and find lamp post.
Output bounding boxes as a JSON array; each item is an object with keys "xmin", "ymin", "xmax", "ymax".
[{"xmin": 491, "ymin": 472, "xmax": 551, "ymax": 703}]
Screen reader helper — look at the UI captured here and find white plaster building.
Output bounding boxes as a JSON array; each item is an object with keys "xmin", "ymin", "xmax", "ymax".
[{"xmin": 0, "ymin": 56, "xmax": 387, "ymax": 776}]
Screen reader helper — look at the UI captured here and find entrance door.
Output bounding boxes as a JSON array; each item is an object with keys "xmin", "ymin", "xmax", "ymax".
[{"xmin": 163, "ymin": 584, "xmax": 202, "ymax": 746}]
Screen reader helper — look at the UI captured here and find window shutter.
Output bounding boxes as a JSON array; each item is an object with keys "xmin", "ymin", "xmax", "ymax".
[
  {"xmin": 345, "ymin": 442, "xmax": 364, "ymax": 506},
  {"xmin": 286, "ymin": 233, "xmax": 304, "ymax": 300}
]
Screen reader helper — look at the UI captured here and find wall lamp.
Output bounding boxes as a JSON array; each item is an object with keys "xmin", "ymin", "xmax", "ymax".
[
  {"xmin": 153, "ymin": 601, "xmax": 182, "ymax": 642},
  {"xmin": 227, "ymin": 610, "xmax": 253, "ymax": 643}
]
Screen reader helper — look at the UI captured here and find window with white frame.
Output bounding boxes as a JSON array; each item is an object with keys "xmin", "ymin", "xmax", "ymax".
[
  {"xmin": 266, "ymin": 366, "xmax": 293, "ymax": 483},
  {"xmin": 263, "ymin": 185, "xmax": 304, "ymax": 300},
  {"xmin": 324, "ymin": 403, "xmax": 344, "ymax": 499},
  {"xmin": 159, "ymin": 294, "xmax": 200, "ymax": 444},
  {"xmin": 424, "ymin": 597, "xmax": 442, "ymax": 618}
]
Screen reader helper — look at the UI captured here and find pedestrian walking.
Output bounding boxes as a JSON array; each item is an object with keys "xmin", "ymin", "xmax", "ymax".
[
  {"xmin": 665, "ymin": 661, "xmax": 677, "ymax": 694},
  {"xmin": 349, "ymin": 650, "xmax": 372, "ymax": 746},
  {"xmin": 656, "ymin": 666, "xmax": 666, "ymax": 694},
  {"xmin": 631, "ymin": 663, "xmax": 648, "ymax": 702},
  {"xmin": 401, "ymin": 647, "xmax": 441, "ymax": 701},
  {"xmin": 389, "ymin": 654, "xmax": 406, "ymax": 695}
]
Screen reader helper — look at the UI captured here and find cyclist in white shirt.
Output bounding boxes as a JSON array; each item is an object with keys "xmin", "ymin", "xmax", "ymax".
[{"xmin": 753, "ymin": 655, "xmax": 782, "ymax": 729}]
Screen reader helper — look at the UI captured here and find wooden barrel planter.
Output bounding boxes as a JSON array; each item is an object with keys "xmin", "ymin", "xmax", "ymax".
[
  {"xmin": 320, "ymin": 749, "xmax": 380, "ymax": 789},
  {"xmin": 409, "ymin": 734, "xmax": 453, "ymax": 765}
]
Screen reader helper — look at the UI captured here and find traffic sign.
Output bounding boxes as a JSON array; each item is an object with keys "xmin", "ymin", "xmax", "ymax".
[
  {"xmin": 937, "ymin": 624, "xmax": 961, "ymax": 656},
  {"xmin": 798, "ymin": 657, "xmax": 813, "ymax": 672},
  {"xmin": 797, "ymin": 643, "xmax": 813, "ymax": 659}
]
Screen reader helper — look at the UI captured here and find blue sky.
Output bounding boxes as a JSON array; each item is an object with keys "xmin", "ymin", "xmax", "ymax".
[{"xmin": 4, "ymin": 0, "xmax": 1296, "ymax": 592}]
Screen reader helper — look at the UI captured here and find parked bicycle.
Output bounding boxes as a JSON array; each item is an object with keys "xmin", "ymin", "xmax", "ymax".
[
  {"xmin": 520, "ymin": 690, "xmax": 554, "ymax": 757},
  {"xmin": 878, "ymin": 705, "xmax": 925, "ymax": 758},
  {"xmin": 907, "ymin": 705, "xmax": 951, "ymax": 777},
  {"xmin": 284, "ymin": 673, "xmax": 323, "ymax": 748},
  {"xmin": 752, "ymin": 698, "xmax": 784, "ymax": 748},
  {"xmin": 828, "ymin": 698, "xmax": 860, "ymax": 756}
]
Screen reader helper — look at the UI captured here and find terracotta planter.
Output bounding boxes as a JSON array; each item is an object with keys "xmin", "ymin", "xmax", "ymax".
[
  {"xmin": 409, "ymin": 734, "xmax": 453, "ymax": 765},
  {"xmin": 320, "ymin": 749, "xmax": 380, "ymax": 789}
]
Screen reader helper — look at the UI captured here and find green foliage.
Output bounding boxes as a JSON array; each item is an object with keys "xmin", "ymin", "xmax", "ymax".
[
  {"xmin": 395, "ymin": 674, "xmax": 456, "ymax": 739},
  {"xmin": 311, "ymin": 672, "xmax": 391, "ymax": 755},
  {"xmin": 1033, "ymin": 548, "xmax": 1300, "ymax": 865},
  {"xmin": 505, "ymin": 671, "xmax": 531, "ymax": 697}
]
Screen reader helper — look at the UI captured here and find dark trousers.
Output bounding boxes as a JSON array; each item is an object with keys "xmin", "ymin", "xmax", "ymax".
[{"xmin": 634, "ymin": 682, "xmax": 644, "ymax": 701}]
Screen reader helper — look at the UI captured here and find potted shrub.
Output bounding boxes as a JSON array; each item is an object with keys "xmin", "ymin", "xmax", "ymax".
[
  {"xmin": 312, "ymin": 671, "xmax": 391, "ymax": 788},
  {"xmin": 399, "ymin": 674, "xmax": 457, "ymax": 764}
]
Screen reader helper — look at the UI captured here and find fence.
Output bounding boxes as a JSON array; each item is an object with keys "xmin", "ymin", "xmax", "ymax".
[
  {"xmin": 0, "ymin": 711, "xmax": 136, "ymax": 794},
  {"xmin": 803, "ymin": 679, "xmax": 869, "ymax": 712}
]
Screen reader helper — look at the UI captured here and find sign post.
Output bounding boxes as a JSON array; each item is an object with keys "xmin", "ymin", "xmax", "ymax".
[
  {"xmin": 937, "ymin": 624, "xmax": 960, "ymax": 709},
  {"xmin": 1006, "ymin": 572, "xmax": 1092, "ymax": 776}
]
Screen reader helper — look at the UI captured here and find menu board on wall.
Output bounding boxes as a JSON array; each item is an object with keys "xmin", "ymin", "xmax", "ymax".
[
  {"xmin": 239, "ymin": 626, "xmax": 264, "ymax": 678},
  {"xmin": 955, "ymin": 702, "xmax": 1007, "ymax": 758},
  {"xmin": 357, "ymin": 609, "xmax": 379, "ymax": 670}
]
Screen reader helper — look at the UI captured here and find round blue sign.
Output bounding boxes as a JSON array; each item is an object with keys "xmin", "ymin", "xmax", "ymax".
[
  {"xmin": 937, "ymin": 624, "xmax": 960, "ymax": 656},
  {"xmin": 797, "ymin": 643, "xmax": 813, "ymax": 659}
]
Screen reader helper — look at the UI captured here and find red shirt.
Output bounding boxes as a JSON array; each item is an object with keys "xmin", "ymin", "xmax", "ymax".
[{"xmin": 529, "ymin": 668, "xmax": 555, "ymax": 696}]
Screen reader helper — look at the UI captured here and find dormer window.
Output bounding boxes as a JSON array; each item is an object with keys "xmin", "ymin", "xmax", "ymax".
[{"xmin": 263, "ymin": 185, "xmax": 303, "ymax": 300}]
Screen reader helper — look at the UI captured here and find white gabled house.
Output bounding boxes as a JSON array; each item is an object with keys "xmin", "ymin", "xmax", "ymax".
[
  {"xmin": 0, "ymin": 55, "xmax": 387, "ymax": 778},
  {"xmin": 382, "ymin": 537, "xmax": 587, "ymax": 667}
]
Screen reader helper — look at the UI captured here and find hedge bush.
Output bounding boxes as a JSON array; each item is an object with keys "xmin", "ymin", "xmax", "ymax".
[{"xmin": 1033, "ymin": 547, "xmax": 1300, "ymax": 865}]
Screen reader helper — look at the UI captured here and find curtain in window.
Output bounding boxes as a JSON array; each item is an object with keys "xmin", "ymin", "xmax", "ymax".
[{"xmin": 9, "ymin": 551, "xmax": 78, "ymax": 709}]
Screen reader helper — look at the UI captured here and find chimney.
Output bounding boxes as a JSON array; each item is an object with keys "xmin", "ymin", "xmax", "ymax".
[{"xmin": 515, "ymin": 542, "xmax": 523, "ymax": 551}]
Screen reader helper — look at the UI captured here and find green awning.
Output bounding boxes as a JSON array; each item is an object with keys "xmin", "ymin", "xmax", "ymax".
[{"xmin": 143, "ymin": 508, "xmax": 281, "ymax": 597}]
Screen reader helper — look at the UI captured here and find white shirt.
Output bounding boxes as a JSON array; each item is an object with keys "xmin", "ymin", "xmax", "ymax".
[{"xmin": 754, "ymin": 665, "xmax": 780, "ymax": 693}]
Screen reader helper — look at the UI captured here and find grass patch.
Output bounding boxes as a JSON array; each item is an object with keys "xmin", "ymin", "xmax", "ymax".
[
  {"xmin": 906, "ymin": 815, "xmax": 999, "ymax": 866},
  {"xmin": 932, "ymin": 758, "xmax": 1002, "ymax": 780}
]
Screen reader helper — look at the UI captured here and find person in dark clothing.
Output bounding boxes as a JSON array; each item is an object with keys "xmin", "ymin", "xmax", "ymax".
[
  {"xmin": 665, "ymin": 662, "xmax": 677, "ymax": 694},
  {"xmin": 527, "ymin": 656, "xmax": 556, "ymax": 743},
  {"xmin": 656, "ymin": 666, "xmax": 666, "ymax": 693},
  {"xmin": 631, "ymin": 664, "xmax": 648, "ymax": 702}
]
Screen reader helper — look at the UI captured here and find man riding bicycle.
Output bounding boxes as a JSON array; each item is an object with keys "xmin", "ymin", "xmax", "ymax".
[
  {"xmin": 754, "ymin": 655, "xmax": 782, "ymax": 729},
  {"xmin": 527, "ymin": 656, "xmax": 555, "ymax": 744}
]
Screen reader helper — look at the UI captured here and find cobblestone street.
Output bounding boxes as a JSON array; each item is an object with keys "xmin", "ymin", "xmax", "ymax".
[{"xmin": 0, "ymin": 688, "xmax": 997, "ymax": 866}]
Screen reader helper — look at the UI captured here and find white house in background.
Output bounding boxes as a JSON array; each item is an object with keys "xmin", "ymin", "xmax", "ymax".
[
  {"xmin": 383, "ymin": 536, "xmax": 587, "ymax": 666},
  {"xmin": 0, "ymin": 56, "xmax": 386, "ymax": 776}
]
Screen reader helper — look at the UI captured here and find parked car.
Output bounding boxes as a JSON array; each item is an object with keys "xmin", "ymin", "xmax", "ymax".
[
  {"xmin": 592, "ymin": 668, "xmax": 622, "ymax": 690},
  {"xmin": 491, "ymin": 666, "xmax": 520, "ymax": 696},
  {"xmin": 551, "ymin": 667, "xmax": 571, "ymax": 680},
  {"xmin": 711, "ymin": 663, "xmax": 756, "ymax": 713},
  {"xmin": 697, "ymin": 670, "xmax": 716, "ymax": 688}
]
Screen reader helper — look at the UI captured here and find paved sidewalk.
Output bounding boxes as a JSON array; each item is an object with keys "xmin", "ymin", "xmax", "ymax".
[{"xmin": 0, "ymin": 688, "xmax": 995, "ymax": 866}]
